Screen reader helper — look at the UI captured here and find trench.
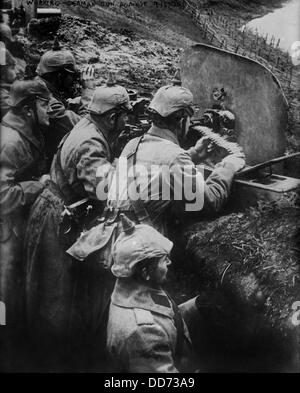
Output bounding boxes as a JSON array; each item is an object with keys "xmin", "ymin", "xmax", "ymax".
[
  {"xmin": 168, "ymin": 1, "xmax": 300, "ymax": 369},
  {"xmin": 1, "ymin": 0, "xmax": 299, "ymax": 373},
  {"xmin": 167, "ymin": 193, "xmax": 299, "ymax": 372}
]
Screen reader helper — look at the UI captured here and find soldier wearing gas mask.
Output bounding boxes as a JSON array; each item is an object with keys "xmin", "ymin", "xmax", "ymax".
[{"xmin": 36, "ymin": 38, "xmax": 95, "ymax": 167}]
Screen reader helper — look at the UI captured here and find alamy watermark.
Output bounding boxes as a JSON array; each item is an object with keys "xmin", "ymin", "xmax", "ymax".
[{"xmin": 96, "ymin": 158, "xmax": 205, "ymax": 212}]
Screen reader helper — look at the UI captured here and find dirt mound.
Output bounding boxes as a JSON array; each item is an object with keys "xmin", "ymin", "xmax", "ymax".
[
  {"xmin": 168, "ymin": 198, "xmax": 300, "ymax": 372},
  {"xmin": 59, "ymin": 0, "xmax": 206, "ymax": 48},
  {"xmin": 24, "ymin": 14, "xmax": 180, "ymax": 93}
]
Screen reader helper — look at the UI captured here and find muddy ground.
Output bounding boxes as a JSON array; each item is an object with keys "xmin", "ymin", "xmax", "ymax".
[{"xmin": 13, "ymin": 0, "xmax": 300, "ymax": 372}]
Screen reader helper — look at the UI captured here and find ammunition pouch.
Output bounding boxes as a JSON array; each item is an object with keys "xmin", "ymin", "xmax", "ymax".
[
  {"xmin": 66, "ymin": 215, "xmax": 119, "ymax": 270},
  {"xmin": 59, "ymin": 198, "xmax": 104, "ymax": 244}
]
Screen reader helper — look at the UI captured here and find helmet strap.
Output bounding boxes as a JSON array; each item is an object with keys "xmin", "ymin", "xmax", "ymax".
[
  {"xmin": 111, "ymin": 111, "xmax": 123, "ymax": 144},
  {"xmin": 31, "ymin": 99, "xmax": 43, "ymax": 133},
  {"xmin": 181, "ymin": 117, "xmax": 188, "ymax": 140},
  {"xmin": 108, "ymin": 111, "xmax": 126, "ymax": 154},
  {"xmin": 31, "ymin": 99, "xmax": 40, "ymax": 134},
  {"xmin": 113, "ymin": 111, "xmax": 119, "ymax": 133},
  {"xmin": 1, "ymin": 66, "xmax": 8, "ymax": 82}
]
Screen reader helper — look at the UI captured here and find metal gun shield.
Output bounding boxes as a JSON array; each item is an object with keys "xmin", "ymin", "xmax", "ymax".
[{"xmin": 180, "ymin": 44, "xmax": 288, "ymax": 165}]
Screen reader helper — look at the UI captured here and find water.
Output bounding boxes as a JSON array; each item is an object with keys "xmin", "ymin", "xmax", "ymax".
[{"xmin": 244, "ymin": 0, "xmax": 300, "ymax": 54}]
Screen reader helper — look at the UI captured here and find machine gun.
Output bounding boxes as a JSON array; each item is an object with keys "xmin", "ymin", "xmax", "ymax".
[
  {"xmin": 185, "ymin": 109, "xmax": 300, "ymax": 210},
  {"xmin": 180, "ymin": 43, "xmax": 300, "ymax": 210},
  {"xmin": 114, "ymin": 92, "xmax": 151, "ymax": 157},
  {"xmin": 187, "ymin": 112, "xmax": 243, "ymax": 166}
]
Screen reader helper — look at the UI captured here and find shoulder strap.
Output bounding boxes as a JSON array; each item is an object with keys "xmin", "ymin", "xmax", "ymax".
[
  {"xmin": 53, "ymin": 132, "xmax": 76, "ymax": 203},
  {"xmin": 124, "ymin": 135, "xmax": 144, "ymax": 160},
  {"xmin": 126, "ymin": 136, "xmax": 152, "ymax": 225},
  {"xmin": 166, "ymin": 293, "xmax": 185, "ymax": 368},
  {"xmin": 57, "ymin": 131, "xmax": 71, "ymax": 150}
]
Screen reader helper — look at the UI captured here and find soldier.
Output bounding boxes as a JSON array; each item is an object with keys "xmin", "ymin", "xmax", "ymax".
[
  {"xmin": 36, "ymin": 38, "xmax": 95, "ymax": 166},
  {"xmin": 0, "ymin": 22, "xmax": 12, "ymax": 48},
  {"xmin": 70, "ymin": 80, "xmax": 245, "ymax": 262},
  {"xmin": 107, "ymin": 214, "xmax": 195, "ymax": 373},
  {"xmin": 24, "ymin": 75, "xmax": 132, "ymax": 371},
  {"xmin": 97, "ymin": 81, "xmax": 245, "ymax": 236},
  {"xmin": 0, "ymin": 45, "xmax": 17, "ymax": 120},
  {"xmin": 68, "ymin": 78, "xmax": 245, "ymax": 371},
  {"xmin": 0, "ymin": 22, "xmax": 26, "ymax": 80},
  {"xmin": 0, "ymin": 78, "xmax": 53, "ymax": 371}
]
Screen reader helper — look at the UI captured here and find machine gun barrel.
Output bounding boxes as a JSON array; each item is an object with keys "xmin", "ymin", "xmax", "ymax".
[{"xmin": 236, "ymin": 152, "xmax": 300, "ymax": 178}]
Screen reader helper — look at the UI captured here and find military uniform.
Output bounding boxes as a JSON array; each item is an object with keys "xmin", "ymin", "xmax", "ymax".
[
  {"xmin": 24, "ymin": 114, "xmax": 116, "ymax": 368},
  {"xmin": 107, "ymin": 125, "xmax": 236, "ymax": 234},
  {"xmin": 0, "ymin": 47, "xmax": 16, "ymax": 120},
  {"xmin": 104, "ymin": 84, "xmax": 241, "ymax": 235},
  {"xmin": 25, "ymin": 77, "xmax": 131, "ymax": 370},
  {"xmin": 0, "ymin": 83, "xmax": 11, "ymax": 120},
  {"xmin": 38, "ymin": 77, "xmax": 83, "ymax": 168},
  {"xmin": 107, "ymin": 278, "xmax": 193, "ymax": 373},
  {"xmin": 50, "ymin": 114, "xmax": 115, "ymax": 202},
  {"xmin": 0, "ymin": 110, "xmax": 47, "ymax": 370},
  {"xmin": 69, "ymin": 84, "xmax": 243, "ymax": 261},
  {"xmin": 68, "ymin": 82, "xmax": 245, "ymax": 373},
  {"xmin": 106, "ymin": 216, "xmax": 194, "ymax": 373}
]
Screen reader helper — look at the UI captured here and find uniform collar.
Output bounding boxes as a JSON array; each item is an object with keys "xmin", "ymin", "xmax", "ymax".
[
  {"xmin": 86, "ymin": 113, "xmax": 112, "ymax": 157},
  {"xmin": 147, "ymin": 125, "xmax": 180, "ymax": 146},
  {"xmin": 1, "ymin": 111, "xmax": 43, "ymax": 150},
  {"xmin": 111, "ymin": 278, "xmax": 174, "ymax": 319}
]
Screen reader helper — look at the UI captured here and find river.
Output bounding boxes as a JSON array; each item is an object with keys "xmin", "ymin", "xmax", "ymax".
[{"xmin": 244, "ymin": 0, "xmax": 299, "ymax": 54}]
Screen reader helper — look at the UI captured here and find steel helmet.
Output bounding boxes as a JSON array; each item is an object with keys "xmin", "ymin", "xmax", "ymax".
[
  {"xmin": 148, "ymin": 83, "xmax": 194, "ymax": 118},
  {"xmin": 111, "ymin": 214, "xmax": 173, "ymax": 278},
  {"xmin": 88, "ymin": 72, "xmax": 132, "ymax": 115},
  {"xmin": 0, "ymin": 45, "xmax": 16, "ymax": 66},
  {"xmin": 0, "ymin": 23, "xmax": 12, "ymax": 42},
  {"xmin": 9, "ymin": 78, "xmax": 51, "ymax": 107},
  {"xmin": 36, "ymin": 38, "xmax": 77, "ymax": 75}
]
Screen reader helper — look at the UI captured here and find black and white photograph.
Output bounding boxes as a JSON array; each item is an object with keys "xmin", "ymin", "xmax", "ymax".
[{"xmin": 0, "ymin": 0, "xmax": 299, "ymax": 375}]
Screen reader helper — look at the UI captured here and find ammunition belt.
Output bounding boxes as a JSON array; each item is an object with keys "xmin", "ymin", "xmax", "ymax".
[{"xmin": 191, "ymin": 125, "xmax": 243, "ymax": 155}]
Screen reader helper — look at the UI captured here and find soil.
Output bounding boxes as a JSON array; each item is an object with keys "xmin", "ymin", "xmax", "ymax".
[{"xmin": 168, "ymin": 197, "xmax": 300, "ymax": 371}]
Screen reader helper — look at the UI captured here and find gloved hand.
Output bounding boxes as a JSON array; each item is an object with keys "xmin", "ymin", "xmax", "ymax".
[
  {"xmin": 39, "ymin": 174, "xmax": 50, "ymax": 185},
  {"xmin": 81, "ymin": 65, "xmax": 96, "ymax": 89},
  {"xmin": 220, "ymin": 153, "xmax": 246, "ymax": 172}
]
